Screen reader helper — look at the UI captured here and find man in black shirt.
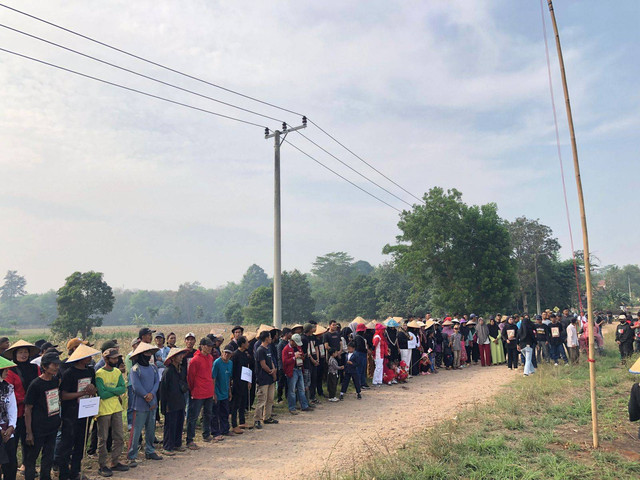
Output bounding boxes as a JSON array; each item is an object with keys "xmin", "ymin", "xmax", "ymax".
[
  {"xmin": 323, "ymin": 321, "xmax": 342, "ymax": 354},
  {"xmin": 56, "ymin": 344, "xmax": 100, "ymax": 480},
  {"xmin": 24, "ymin": 352, "xmax": 62, "ymax": 480},
  {"xmin": 276, "ymin": 328, "xmax": 292, "ymax": 403},
  {"xmin": 230, "ymin": 337, "xmax": 250, "ymax": 432},
  {"xmin": 533, "ymin": 315, "xmax": 550, "ymax": 364},
  {"xmin": 253, "ymin": 332, "xmax": 277, "ymax": 430},
  {"xmin": 224, "ymin": 326, "xmax": 244, "ymax": 352},
  {"xmin": 353, "ymin": 324, "xmax": 370, "ymax": 388}
]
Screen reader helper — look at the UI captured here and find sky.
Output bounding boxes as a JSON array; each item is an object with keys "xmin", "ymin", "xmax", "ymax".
[{"xmin": 0, "ymin": 0, "xmax": 638, "ymax": 294}]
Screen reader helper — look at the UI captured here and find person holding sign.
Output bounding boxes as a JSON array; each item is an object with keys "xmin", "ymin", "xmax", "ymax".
[
  {"xmin": 95, "ymin": 348, "xmax": 129, "ymax": 477},
  {"xmin": 230, "ymin": 336, "xmax": 251, "ymax": 433},
  {"xmin": 0, "ymin": 356, "xmax": 18, "ymax": 480},
  {"xmin": 548, "ymin": 315, "xmax": 569, "ymax": 366},
  {"xmin": 159, "ymin": 348, "xmax": 188, "ymax": 455},
  {"xmin": 57, "ymin": 343, "xmax": 100, "ymax": 480},
  {"xmin": 501, "ymin": 317, "xmax": 519, "ymax": 370},
  {"xmin": 24, "ymin": 352, "xmax": 62, "ymax": 480}
]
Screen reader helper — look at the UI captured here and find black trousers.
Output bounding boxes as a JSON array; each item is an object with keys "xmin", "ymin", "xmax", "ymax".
[
  {"xmin": 162, "ymin": 409, "xmax": 184, "ymax": 452},
  {"xmin": 57, "ymin": 417, "xmax": 88, "ymax": 480},
  {"xmin": 14, "ymin": 417, "xmax": 25, "ymax": 472},
  {"xmin": 340, "ymin": 371, "xmax": 361, "ymax": 394},
  {"xmin": 465, "ymin": 345, "xmax": 473, "ymax": 364},
  {"xmin": 507, "ymin": 348, "xmax": 519, "ymax": 369},
  {"xmin": 309, "ymin": 364, "xmax": 318, "ymax": 400},
  {"xmin": 230, "ymin": 386, "xmax": 247, "ymax": 428},
  {"xmin": 327, "ymin": 373, "xmax": 338, "ymax": 398},
  {"xmin": 24, "ymin": 431, "xmax": 56, "ymax": 480},
  {"xmin": 277, "ymin": 369, "xmax": 288, "ymax": 401},
  {"xmin": 620, "ymin": 342, "xmax": 633, "ymax": 360},
  {"xmin": 211, "ymin": 399, "xmax": 230, "ymax": 436},
  {"xmin": 0, "ymin": 436, "xmax": 17, "ymax": 480},
  {"xmin": 315, "ymin": 361, "xmax": 325, "ymax": 396}
]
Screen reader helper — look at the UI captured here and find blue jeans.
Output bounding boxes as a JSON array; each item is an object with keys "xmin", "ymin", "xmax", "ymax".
[
  {"xmin": 522, "ymin": 345, "xmax": 535, "ymax": 375},
  {"xmin": 287, "ymin": 369, "xmax": 309, "ymax": 411},
  {"xmin": 357, "ymin": 359, "xmax": 367, "ymax": 386},
  {"xmin": 186, "ymin": 397, "xmax": 213, "ymax": 444},
  {"xmin": 127, "ymin": 409, "xmax": 156, "ymax": 460},
  {"xmin": 549, "ymin": 343, "xmax": 568, "ymax": 364}
]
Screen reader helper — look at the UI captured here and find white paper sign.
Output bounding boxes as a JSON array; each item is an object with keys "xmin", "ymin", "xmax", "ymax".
[
  {"xmin": 241, "ymin": 366, "xmax": 252, "ymax": 383},
  {"xmin": 78, "ymin": 397, "xmax": 100, "ymax": 419}
]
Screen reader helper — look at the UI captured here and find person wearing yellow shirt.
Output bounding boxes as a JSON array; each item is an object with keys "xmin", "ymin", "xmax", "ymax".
[{"xmin": 95, "ymin": 348, "xmax": 129, "ymax": 477}]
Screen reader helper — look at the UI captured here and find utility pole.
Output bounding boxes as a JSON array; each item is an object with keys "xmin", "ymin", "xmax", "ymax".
[{"xmin": 265, "ymin": 117, "xmax": 307, "ymax": 329}]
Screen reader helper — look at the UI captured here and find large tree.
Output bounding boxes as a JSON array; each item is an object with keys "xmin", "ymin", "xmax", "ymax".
[
  {"xmin": 282, "ymin": 270, "xmax": 315, "ymax": 325},
  {"xmin": 233, "ymin": 264, "xmax": 270, "ymax": 306},
  {"xmin": 384, "ymin": 187, "xmax": 515, "ymax": 313},
  {"xmin": 507, "ymin": 217, "xmax": 561, "ymax": 313},
  {"xmin": 52, "ymin": 271, "xmax": 114, "ymax": 339},
  {"xmin": 310, "ymin": 252, "xmax": 357, "ymax": 313},
  {"xmin": 243, "ymin": 285, "xmax": 273, "ymax": 325},
  {"xmin": 0, "ymin": 270, "xmax": 27, "ymax": 302}
]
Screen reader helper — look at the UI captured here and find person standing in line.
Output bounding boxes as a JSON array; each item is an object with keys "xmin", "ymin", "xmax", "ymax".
[
  {"xmin": 276, "ymin": 328, "xmax": 291, "ymax": 404},
  {"xmin": 185, "ymin": 338, "xmax": 214, "ymax": 450},
  {"xmin": 165, "ymin": 333, "xmax": 177, "ymax": 350},
  {"xmin": 397, "ymin": 322, "xmax": 410, "ymax": 374},
  {"xmin": 339, "ymin": 343, "xmax": 363, "ymax": 400},
  {"xmin": 24, "ymin": 352, "xmax": 62, "ymax": 480},
  {"xmin": 127, "ymin": 342, "xmax": 161, "ymax": 465},
  {"xmin": 353, "ymin": 324, "xmax": 370, "ymax": 388},
  {"xmin": 566, "ymin": 318, "xmax": 580, "ymax": 365},
  {"xmin": 230, "ymin": 337, "xmax": 251, "ymax": 432},
  {"xmin": 0, "ymin": 356, "xmax": 18, "ymax": 480},
  {"xmin": 616, "ymin": 314, "xmax": 634, "ymax": 365},
  {"xmin": 326, "ymin": 349, "xmax": 342, "ymax": 402},
  {"xmin": 518, "ymin": 316, "xmax": 536, "ymax": 376},
  {"xmin": 253, "ymin": 331, "xmax": 278, "ymax": 429},
  {"xmin": 211, "ymin": 348, "xmax": 233, "ymax": 440},
  {"xmin": 56, "ymin": 344, "xmax": 101, "ymax": 480},
  {"xmin": 371, "ymin": 324, "xmax": 388, "ymax": 386},
  {"xmin": 95, "ymin": 348, "xmax": 129, "ymax": 477},
  {"xmin": 534, "ymin": 315, "xmax": 550, "ymax": 364},
  {"xmin": 159, "ymin": 348, "xmax": 188, "ymax": 455},
  {"xmin": 450, "ymin": 324, "xmax": 462, "ymax": 369},
  {"xmin": 224, "ymin": 326, "xmax": 244, "ymax": 353},
  {"xmin": 487, "ymin": 317, "xmax": 505, "ymax": 365},
  {"xmin": 502, "ymin": 317, "xmax": 519, "ymax": 370},
  {"xmin": 281, "ymin": 334, "xmax": 312, "ymax": 415},
  {"xmin": 548, "ymin": 315, "xmax": 569, "ymax": 366},
  {"xmin": 475, "ymin": 317, "xmax": 492, "ymax": 367}
]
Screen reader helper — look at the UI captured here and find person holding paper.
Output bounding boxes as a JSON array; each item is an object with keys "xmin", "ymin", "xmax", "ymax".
[
  {"xmin": 0, "ymin": 356, "xmax": 18, "ymax": 480},
  {"xmin": 211, "ymin": 348, "xmax": 233, "ymax": 439},
  {"xmin": 56, "ymin": 343, "xmax": 100, "ymax": 480},
  {"xmin": 230, "ymin": 336, "xmax": 251, "ymax": 432},
  {"xmin": 95, "ymin": 348, "xmax": 129, "ymax": 477},
  {"xmin": 24, "ymin": 352, "xmax": 62, "ymax": 480},
  {"xmin": 159, "ymin": 348, "xmax": 188, "ymax": 455}
]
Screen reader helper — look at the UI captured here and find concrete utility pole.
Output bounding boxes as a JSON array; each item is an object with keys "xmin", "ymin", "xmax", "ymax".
[{"xmin": 265, "ymin": 118, "xmax": 307, "ymax": 329}]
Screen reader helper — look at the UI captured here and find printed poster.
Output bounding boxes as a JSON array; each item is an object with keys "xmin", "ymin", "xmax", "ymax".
[{"xmin": 45, "ymin": 388, "xmax": 60, "ymax": 417}]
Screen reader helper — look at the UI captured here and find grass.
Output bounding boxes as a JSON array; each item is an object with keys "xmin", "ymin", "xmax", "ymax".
[{"xmin": 327, "ymin": 327, "xmax": 640, "ymax": 480}]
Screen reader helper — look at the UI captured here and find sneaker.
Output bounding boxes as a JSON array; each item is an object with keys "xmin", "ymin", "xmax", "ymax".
[
  {"xmin": 186, "ymin": 443, "xmax": 199, "ymax": 451},
  {"xmin": 328, "ymin": 397, "xmax": 339, "ymax": 402},
  {"xmin": 264, "ymin": 417, "xmax": 279, "ymax": 424},
  {"xmin": 163, "ymin": 450, "xmax": 176, "ymax": 456},
  {"xmin": 127, "ymin": 424, "xmax": 132, "ymax": 431},
  {"xmin": 357, "ymin": 393, "xmax": 362, "ymax": 399},
  {"xmin": 254, "ymin": 421, "xmax": 263, "ymax": 429},
  {"xmin": 202, "ymin": 436, "xmax": 212, "ymax": 443},
  {"xmin": 301, "ymin": 407, "xmax": 313, "ymax": 412},
  {"xmin": 361, "ymin": 385, "xmax": 370, "ymax": 389},
  {"xmin": 98, "ymin": 466, "xmax": 113, "ymax": 477},
  {"xmin": 174, "ymin": 446, "xmax": 186, "ymax": 452},
  {"xmin": 127, "ymin": 460, "xmax": 138, "ymax": 468},
  {"xmin": 111, "ymin": 463, "xmax": 130, "ymax": 472},
  {"xmin": 232, "ymin": 427, "xmax": 244, "ymax": 434},
  {"xmin": 145, "ymin": 452, "xmax": 162, "ymax": 460},
  {"xmin": 289, "ymin": 409, "xmax": 299, "ymax": 415}
]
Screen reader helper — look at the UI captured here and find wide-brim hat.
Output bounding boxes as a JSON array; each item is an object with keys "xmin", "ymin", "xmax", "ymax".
[
  {"xmin": 423, "ymin": 319, "xmax": 435, "ymax": 329},
  {"xmin": 0, "ymin": 357, "xmax": 16, "ymax": 370},
  {"xmin": 257, "ymin": 324, "xmax": 276, "ymax": 334},
  {"xmin": 352, "ymin": 316, "xmax": 367, "ymax": 324},
  {"xmin": 131, "ymin": 342, "xmax": 159, "ymax": 357},
  {"xmin": 393, "ymin": 316, "xmax": 404, "ymax": 323},
  {"xmin": 467, "ymin": 320, "xmax": 477, "ymax": 326},
  {"xmin": 384, "ymin": 318, "xmax": 400, "ymax": 328},
  {"xmin": 356, "ymin": 323, "xmax": 367, "ymax": 332},
  {"xmin": 245, "ymin": 331, "xmax": 257, "ymax": 342},
  {"xmin": 231, "ymin": 325, "xmax": 244, "ymax": 333},
  {"xmin": 164, "ymin": 347, "xmax": 188, "ymax": 366},
  {"xmin": 407, "ymin": 320, "xmax": 422, "ymax": 328},
  {"xmin": 442, "ymin": 320, "xmax": 453, "ymax": 326},
  {"xmin": 65, "ymin": 344, "xmax": 102, "ymax": 363},
  {"xmin": 291, "ymin": 324, "xmax": 304, "ymax": 330},
  {"xmin": 3, "ymin": 340, "xmax": 40, "ymax": 360},
  {"xmin": 629, "ymin": 356, "xmax": 640, "ymax": 374},
  {"xmin": 314, "ymin": 325, "xmax": 327, "ymax": 336},
  {"xmin": 366, "ymin": 321, "xmax": 377, "ymax": 329}
]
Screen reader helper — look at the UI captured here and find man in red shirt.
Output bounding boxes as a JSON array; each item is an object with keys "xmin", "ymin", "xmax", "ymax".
[
  {"xmin": 282, "ymin": 334, "xmax": 312, "ymax": 415},
  {"xmin": 185, "ymin": 338, "xmax": 214, "ymax": 450}
]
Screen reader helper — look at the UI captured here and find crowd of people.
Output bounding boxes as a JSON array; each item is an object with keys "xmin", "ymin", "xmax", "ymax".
[{"xmin": 0, "ymin": 308, "xmax": 635, "ymax": 479}]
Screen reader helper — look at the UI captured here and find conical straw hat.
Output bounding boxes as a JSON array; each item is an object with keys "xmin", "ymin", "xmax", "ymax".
[
  {"xmin": 366, "ymin": 321, "xmax": 377, "ymax": 329},
  {"xmin": 352, "ymin": 316, "xmax": 366, "ymax": 324},
  {"xmin": 424, "ymin": 319, "xmax": 435, "ymax": 329},
  {"xmin": 393, "ymin": 316, "xmax": 404, "ymax": 323},
  {"xmin": 164, "ymin": 347, "xmax": 188, "ymax": 366},
  {"xmin": 65, "ymin": 343, "xmax": 102, "ymax": 363},
  {"xmin": 0, "ymin": 357, "xmax": 16, "ymax": 370},
  {"xmin": 130, "ymin": 342, "xmax": 159, "ymax": 358},
  {"xmin": 2, "ymin": 340, "xmax": 40, "ymax": 360},
  {"xmin": 407, "ymin": 320, "xmax": 422, "ymax": 328},
  {"xmin": 314, "ymin": 325, "xmax": 327, "ymax": 336},
  {"xmin": 257, "ymin": 324, "xmax": 276, "ymax": 334},
  {"xmin": 629, "ymin": 356, "xmax": 640, "ymax": 374},
  {"xmin": 245, "ymin": 331, "xmax": 257, "ymax": 342}
]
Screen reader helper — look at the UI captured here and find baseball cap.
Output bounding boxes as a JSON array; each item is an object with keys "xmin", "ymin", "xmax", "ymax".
[
  {"xmin": 154, "ymin": 332, "xmax": 165, "ymax": 339},
  {"xmin": 138, "ymin": 327, "xmax": 156, "ymax": 338},
  {"xmin": 199, "ymin": 337, "xmax": 214, "ymax": 347},
  {"xmin": 103, "ymin": 348, "xmax": 121, "ymax": 358},
  {"xmin": 66, "ymin": 338, "xmax": 89, "ymax": 352},
  {"xmin": 291, "ymin": 334, "xmax": 303, "ymax": 346},
  {"xmin": 185, "ymin": 332, "xmax": 196, "ymax": 339},
  {"xmin": 131, "ymin": 338, "xmax": 142, "ymax": 347}
]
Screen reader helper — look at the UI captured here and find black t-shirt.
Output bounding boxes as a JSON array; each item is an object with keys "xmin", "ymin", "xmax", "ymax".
[
  {"xmin": 25, "ymin": 377, "xmax": 61, "ymax": 435},
  {"xmin": 300, "ymin": 335, "xmax": 311, "ymax": 369},
  {"xmin": 59, "ymin": 366, "xmax": 96, "ymax": 419},
  {"xmin": 323, "ymin": 331, "xmax": 342, "ymax": 351},
  {"xmin": 255, "ymin": 345, "xmax": 274, "ymax": 386},
  {"xmin": 534, "ymin": 324, "xmax": 549, "ymax": 342}
]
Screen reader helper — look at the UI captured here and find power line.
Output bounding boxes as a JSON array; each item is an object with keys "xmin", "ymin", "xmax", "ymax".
[
  {"xmin": 0, "ymin": 23, "xmax": 287, "ymax": 124},
  {"xmin": 0, "ymin": 2, "xmax": 423, "ymax": 204},
  {"xmin": 283, "ymin": 139, "xmax": 403, "ymax": 213},
  {"xmin": 294, "ymin": 130, "xmax": 414, "ymax": 208},
  {"xmin": 0, "ymin": 47, "xmax": 268, "ymax": 129}
]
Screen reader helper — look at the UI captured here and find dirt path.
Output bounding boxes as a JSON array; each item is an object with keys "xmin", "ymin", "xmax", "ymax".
[{"xmin": 108, "ymin": 365, "xmax": 515, "ymax": 480}]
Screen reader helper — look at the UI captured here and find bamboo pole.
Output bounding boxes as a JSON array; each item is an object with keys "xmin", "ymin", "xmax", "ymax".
[{"xmin": 546, "ymin": 0, "xmax": 598, "ymax": 448}]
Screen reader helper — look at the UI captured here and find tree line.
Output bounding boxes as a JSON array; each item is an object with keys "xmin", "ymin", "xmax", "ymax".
[{"xmin": 1, "ymin": 187, "xmax": 638, "ymax": 337}]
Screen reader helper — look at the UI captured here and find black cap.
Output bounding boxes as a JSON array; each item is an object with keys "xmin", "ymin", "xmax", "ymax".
[
  {"xmin": 154, "ymin": 332, "xmax": 165, "ymax": 339},
  {"xmin": 34, "ymin": 339, "xmax": 46, "ymax": 349},
  {"xmin": 100, "ymin": 340, "xmax": 118, "ymax": 352},
  {"xmin": 231, "ymin": 325, "xmax": 244, "ymax": 333},
  {"xmin": 40, "ymin": 351, "xmax": 62, "ymax": 366},
  {"xmin": 200, "ymin": 337, "xmax": 214, "ymax": 347},
  {"xmin": 41, "ymin": 342, "xmax": 59, "ymax": 352},
  {"xmin": 138, "ymin": 327, "xmax": 156, "ymax": 338}
]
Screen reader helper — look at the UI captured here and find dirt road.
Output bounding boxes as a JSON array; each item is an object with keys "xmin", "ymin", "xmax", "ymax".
[{"xmin": 108, "ymin": 365, "xmax": 515, "ymax": 480}]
